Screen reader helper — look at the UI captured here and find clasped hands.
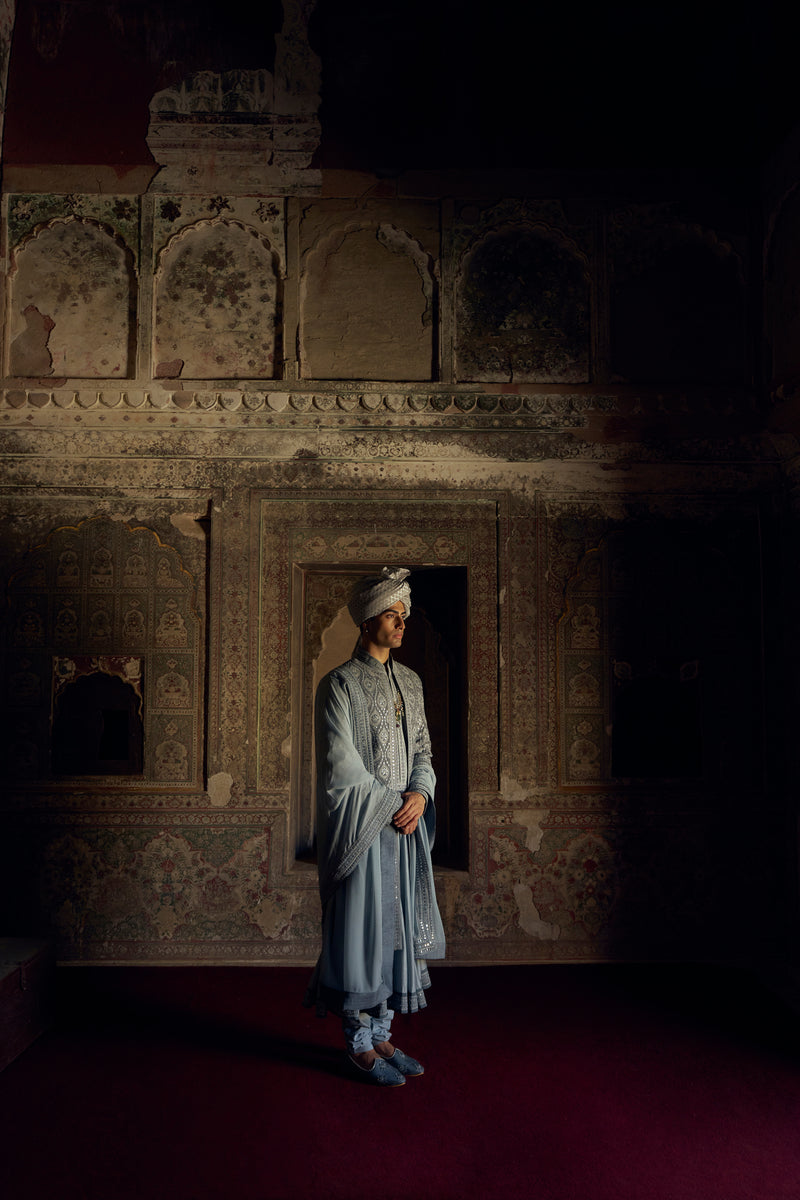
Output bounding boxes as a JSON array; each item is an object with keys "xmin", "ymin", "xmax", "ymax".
[{"xmin": 392, "ymin": 790, "xmax": 426, "ymax": 835}]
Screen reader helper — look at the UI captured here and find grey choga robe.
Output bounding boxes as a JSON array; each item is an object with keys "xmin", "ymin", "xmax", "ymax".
[{"xmin": 305, "ymin": 646, "xmax": 446, "ymax": 1017}]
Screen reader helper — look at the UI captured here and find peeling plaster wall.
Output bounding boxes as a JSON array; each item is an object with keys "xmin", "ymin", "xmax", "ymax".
[{"xmin": 0, "ymin": 162, "xmax": 796, "ymax": 970}]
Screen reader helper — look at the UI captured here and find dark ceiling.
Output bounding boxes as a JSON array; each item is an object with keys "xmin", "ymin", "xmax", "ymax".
[
  {"xmin": 312, "ymin": 0, "xmax": 798, "ymax": 173},
  {"xmin": 1, "ymin": 0, "xmax": 797, "ymax": 174}
]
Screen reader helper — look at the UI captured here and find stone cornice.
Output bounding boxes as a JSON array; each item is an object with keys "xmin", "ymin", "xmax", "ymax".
[
  {"xmin": 0, "ymin": 381, "xmax": 759, "ymax": 420},
  {"xmin": 0, "ymin": 382, "xmax": 789, "ymax": 468}
]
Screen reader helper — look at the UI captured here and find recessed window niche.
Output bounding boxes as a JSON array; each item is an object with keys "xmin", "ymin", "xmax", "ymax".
[{"xmin": 52, "ymin": 659, "xmax": 144, "ymax": 776}]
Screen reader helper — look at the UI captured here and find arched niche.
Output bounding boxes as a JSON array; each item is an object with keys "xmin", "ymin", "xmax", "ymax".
[
  {"xmin": 154, "ymin": 219, "xmax": 281, "ymax": 379},
  {"xmin": 300, "ymin": 223, "xmax": 436, "ymax": 381},
  {"xmin": 7, "ymin": 218, "xmax": 136, "ymax": 378},
  {"xmin": 455, "ymin": 224, "xmax": 590, "ymax": 383},
  {"xmin": 611, "ymin": 229, "xmax": 746, "ymax": 384},
  {"xmin": 52, "ymin": 669, "xmax": 144, "ymax": 776}
]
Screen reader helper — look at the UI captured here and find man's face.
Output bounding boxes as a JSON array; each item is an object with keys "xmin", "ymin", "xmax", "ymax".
[{"xmin": 364, "ymin": 600, "xmax": 407, "ymax": 655}]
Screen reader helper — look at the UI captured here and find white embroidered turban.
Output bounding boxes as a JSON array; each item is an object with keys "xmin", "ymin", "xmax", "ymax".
[{"xmin": 348, "ymin": 567, "xmax": 412, "ymax": 626}]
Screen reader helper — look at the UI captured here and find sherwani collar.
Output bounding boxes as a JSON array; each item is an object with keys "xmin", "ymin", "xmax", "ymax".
[{"xmin": 353, "ymin": 646, "xmax": 394, "ymax": 672}]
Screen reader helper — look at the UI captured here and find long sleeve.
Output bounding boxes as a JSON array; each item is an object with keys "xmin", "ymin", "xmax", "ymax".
[
  {"xmin": 406, "ymin": 704, "xmax": 435, "ymax": 805},
  {"xmin": 395, "ymin": 662, "xmax": 437, "ymax": 846}
]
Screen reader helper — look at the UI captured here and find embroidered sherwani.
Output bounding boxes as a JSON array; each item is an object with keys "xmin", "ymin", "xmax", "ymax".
[{"xmin": 306, "ymin": 647, "xmax": 446, "ymax": 1017}]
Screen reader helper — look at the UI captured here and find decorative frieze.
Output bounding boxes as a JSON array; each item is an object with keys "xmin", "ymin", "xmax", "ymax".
[{"xmin": 2, "ymin": 384, "xmax": 748, "ymax": 418}]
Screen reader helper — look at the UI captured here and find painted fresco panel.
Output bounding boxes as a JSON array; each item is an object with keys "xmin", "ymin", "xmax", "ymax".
[
  {"xmin": 154, "ymin": 221, "xmax": 279, "ymax": 379},
  {"xmin": 456, "ymin": 226, "xmax": 590, "ymax": 383},
  {"xmin": 8, "ymin": 219, "xmax": 134, "ymax": 378}
]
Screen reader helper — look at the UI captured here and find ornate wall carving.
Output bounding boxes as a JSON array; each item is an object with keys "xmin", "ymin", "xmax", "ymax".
[
  {"xmin": 2, "ymin": 810, "xmax": 320, "ymax": 960},
  {"xmin": 146, "ymin": 2, "xmax": 322, "ymax": 196},
  {"xmin": 2, "ymin": 515, "xmax": 204, "ymax": 788},
  {"xmin": 0, "ymin": 157, "xmax": 791, "ymax": 968}
]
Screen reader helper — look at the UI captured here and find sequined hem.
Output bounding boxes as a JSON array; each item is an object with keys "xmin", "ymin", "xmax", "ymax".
[
  {"xmin": 303, "ymin": 974, "xmax": 432, "ymax": 1020},
  {"xmin": 390, "ymin": 985, "xmax": 429, "ymax": 1015}
]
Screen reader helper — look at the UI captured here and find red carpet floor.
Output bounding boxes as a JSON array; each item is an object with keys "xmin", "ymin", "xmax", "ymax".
[{"xmin": 1, "ymin": 963, "xmax": 799, "ymax": 1200}]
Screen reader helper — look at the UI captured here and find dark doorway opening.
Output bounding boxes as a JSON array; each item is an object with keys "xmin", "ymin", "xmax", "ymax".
[{"xmin": 393, "ymin": 565, "xmax": 468, "ymax": 869}]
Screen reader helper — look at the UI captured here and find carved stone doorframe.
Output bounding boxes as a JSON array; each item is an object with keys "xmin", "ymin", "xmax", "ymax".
[{"xmin": 251, "ymin": 492, "xmax": 505, "ymax": 877}]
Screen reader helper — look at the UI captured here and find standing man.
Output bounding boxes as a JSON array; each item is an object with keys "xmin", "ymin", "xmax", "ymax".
[{"xmin": 304, "ymin": 567, "xmax": 446, "ymax": 1086}]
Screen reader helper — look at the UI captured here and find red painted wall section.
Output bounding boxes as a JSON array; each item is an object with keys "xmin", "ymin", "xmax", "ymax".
[{"xmin": 2, "ymin": 0, "xmax": 282, "ymax": 166}]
